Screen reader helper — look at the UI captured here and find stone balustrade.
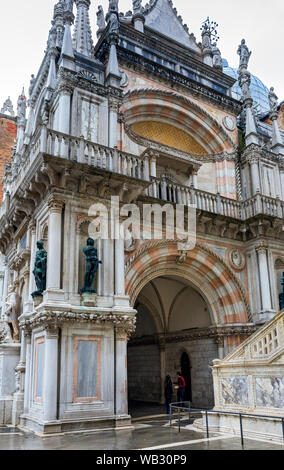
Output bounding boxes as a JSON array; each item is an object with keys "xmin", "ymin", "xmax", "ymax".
[
  {"xmin": 45, "ymin": 129, "xmax": 150, "ymax": 181},
  {"xmin": 5, "ymin": 126, "xmax": 284, "ymax": 223}
]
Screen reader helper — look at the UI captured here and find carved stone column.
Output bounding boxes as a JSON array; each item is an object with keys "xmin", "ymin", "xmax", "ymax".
[
  {"xmin": 256, "ymin": 242, "xmax": 274, "ymax": 321},
  {"xmin": 57, "ymin": 85, "xmax": 72, "ymax": 135},
  {"xmin": 23, "ymin": 331, "xmax": 31, "ymax": 414},
  {"xmin": 249, "ymin": 154, "xmax": 261, "ymax": 196},
  {"xmin": 115, "ymin": 327, "xmax": 130, "ymax": 420},
  {"xmin": 44, "ymin": 196, "xmax": 65, "ymax": 302},
  {"xmin": 215, "ymin": 336, "xmax": 225, "ymax": 360},
  {"xmin": 108, "ymin": 99, "xmax": 119, "ymax": 148},
  {"xmin": 43, "ymin": 326, "xmax": 59, "ymax": 422},
  {"xmin": 192, "ymin": 170, "xmax": 199, "ymax": 190}
]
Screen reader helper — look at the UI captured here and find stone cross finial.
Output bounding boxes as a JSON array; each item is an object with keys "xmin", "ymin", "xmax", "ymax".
[
  {"xmin": 1, "ymin": 97, "xmax": 15, "ymax": 116},
  {"xmin": 269, "ymin": 87, "xmax": 278, "ymax": 120},
  {"xmin": 237, "ymin": 39, "xmax": 251, "ymax": 71}
]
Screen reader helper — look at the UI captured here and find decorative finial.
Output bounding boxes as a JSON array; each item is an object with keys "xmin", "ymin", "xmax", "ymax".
[
  {"xmin": 1, "ymin": 97, "xmax": 15, "ymax": 116},
  {"xmin": 237, "ymin": 39, "xmax": 251, "ymax": 71},
  {"xmin": 200, "ymin": 17, "xmax": 220, "ymax": 45}
]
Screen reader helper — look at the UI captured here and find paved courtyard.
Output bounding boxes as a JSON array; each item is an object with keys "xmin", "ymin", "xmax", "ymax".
[{"xmin": 0, "ymin": 404, "xmax": 283, "ymax": 451}]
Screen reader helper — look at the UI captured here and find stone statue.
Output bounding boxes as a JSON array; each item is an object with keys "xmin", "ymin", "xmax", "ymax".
[
  {"xmin": 32, "ymin": 240, "xmax": 47, "ymax": 297},
  {"xmin": 238, "ymin": 71, "xmax": 252, "ymax": 102},
  {"xmin": 212, "ymin": 45, "xmax": 223, "ymax": 70},
  {"xmin": 81, "ymin": 238, "xmax": 102, "ymax": 294},
  {"xmin": 1, "ymin": 97, "xmax": 15, "ymax": 116},
  {"xmin": 17, "ymin": 92, "xmax": 26, "ymax": 121},
  {"xmin": 97, "ymin": 5, "xmax": 106, "ymax": 30},
  {"xmin": 109, "ymin": 0, "xmax": 119, "ymax": 12},
  {"xmin": 237, "ymin": 39, "xmax": 251, "ymax": 70},
  {"xmin": 29, "ymin": 75, "xmax": 36, "ymax": 97},
  {"xmin": 201, "ymin": 24, "xmax": 211, "ymax": 50},
  {"xmin": 133, "ymin": 0, "xmax": 142, "ymax": 14},
  {"xmin": 269, "ymin": 87, "xmax": 278, "ymax": 117},
  {"xmin": 5, "ymin": 285, "xmax": 21, "ymax": 341}
]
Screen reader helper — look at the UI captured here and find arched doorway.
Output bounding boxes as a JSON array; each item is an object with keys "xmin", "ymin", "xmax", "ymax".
[
  {"xmin": 180, "ymin": 352, "xmax": 192, "ymax": 402},
  {"xmin": 127, "ymin": 274, "xmax": 217, "ymax": 409}
]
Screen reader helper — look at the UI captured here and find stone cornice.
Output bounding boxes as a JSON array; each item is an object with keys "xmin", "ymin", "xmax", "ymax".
[
  {"xmin": 19, "ymin": 308, "xmax": 136, "ymax": 339},
  {"xmin": 117, "ymin": 48, "xmax": 241, "ymax": 115},
  {"xmin": 128, "ymin": 324, "xmax": 257, "ymax": 347}
]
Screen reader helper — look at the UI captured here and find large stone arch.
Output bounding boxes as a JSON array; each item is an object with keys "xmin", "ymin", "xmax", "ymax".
[
  {"xmin": 125, "ymin": 241, "xmax": 251, "ymax": 325},
  {"xmin": 121, "ymin": 88, "xmax": 236, "ymax": 154}
]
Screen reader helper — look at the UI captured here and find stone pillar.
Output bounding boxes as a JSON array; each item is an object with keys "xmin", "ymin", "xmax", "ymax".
[
  {"xmin": 1, "ymin": 260, "xmax": 9, "ymax": 319},
  {"xmin": 115, "ymin": 327, "xmax": 129, "ymax": 420},
  {"xmin": 192, "ymin": 170, "xmax": 199, "ymax": 189},
  {"xmin": 109, "ymin": 99, "xmax": 119, "ymax": 148},
  {"xmin": 44, "ymin": 196, "xmax": 65, "ymax": 302},
  {"xmin": 256, "ymin": 242, "xmax": 273, "ymax": 321},
  {"xmin": 249, "ymin": 156, "xmax": 261, "ymax": 196},
  {"xmin": 114, "ymin": 238, "xmax": 125, "ymax": 297},
  {"xmin": 23, "ymin": 332, "xmax": 31, "ymax": 414},
  {"xmin": 101, "ymin": 239, "xmax": 114, "ymax": 305},
  {"xmin": 158, "ymin": 337, "xmax": 166, "ymax": 404},
  {"xmin": 215, "ymin": 336, "xmax": 225, "ymax": 360},
  {"xmin": 58, "ymin": 87, "xmax": 72, "ymax": 135},
  {"xmin": 12, "ymin": 330, "xmax": 26, "ymax": 425},
  {"xmin": 43, "ymin": 327, "xmax": 59, "ymax": 422}
]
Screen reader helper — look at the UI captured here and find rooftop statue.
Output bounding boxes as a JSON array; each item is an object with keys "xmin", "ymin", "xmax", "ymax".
[
  {"xmin": 17, "ymin": 91, "xmax": 27, "ymax": 121},
  {"xmin": 32, "ymin": 240, "xmax": 47, "ymax": 298},
  {"xmin": 237, "ymin": 39, "xmax": 251, "ymax": 70},
  {"xmin": 238, "ymin": 70, "xmax": 252, "ymax": 103},
  {"xmin": 81, "ymin": 238, "xmax": 102, "ymax": 294},
  {"xmin": 1, "ymin": 96, "xmax": 15, "ymax": 116},
  {"xmin": 269, "ymin": 87, "xmax": 278, "ymax": 117},
  {"xmin": 97, "ymin": 5, "xmax": 106, "ymax": 30},
  {"xmin": 133, "ymin": 0, "xmax": 142, "ymax": 14},
  {"xmin": 212, "ymin": 44, "xmax": 223, "ymax": 70},
  {"xmin": 29, "ymin": 74, "xmax": 36, "ymax": 97},
  {"xmin": 109, "ymin": 0, "xmax": 119, "ymax": 12}
]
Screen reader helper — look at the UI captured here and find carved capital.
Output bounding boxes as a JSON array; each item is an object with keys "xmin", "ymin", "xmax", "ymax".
[
  {"xmin": 47, "ymin": 195, "xmax": 65, "ymax": 213},
  {"xmin": 255, "ymin": 241, "xmax": 268, "ymax": 254}
]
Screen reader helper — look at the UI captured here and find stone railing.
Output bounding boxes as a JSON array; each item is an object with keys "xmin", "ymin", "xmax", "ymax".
[
  {"xmin": 148, "ymin": 178, "xmax": 242, "ymax": 219},
  {"xmin": 5, "ymin": 126, "xmax": 284, "ymax": 223},
  {"xmin": 45, "ymin": 129, "xmax": 150, "ymax": 181}
]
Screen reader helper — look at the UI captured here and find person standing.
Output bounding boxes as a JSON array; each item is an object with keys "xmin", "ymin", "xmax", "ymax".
[
  {"xmin": 164, "ymin": 375, "xmax": 173, "ymax": 414},
  {"xmin": 176, "ymin": 371, "xmax": 186, "ymax": 406}
]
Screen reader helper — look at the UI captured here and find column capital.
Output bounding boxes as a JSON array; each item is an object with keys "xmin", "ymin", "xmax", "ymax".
[
  {"xmin": 255, "ymin": 241, "xmax": 268, "ymax": 254},
  {"xmin": 47, "ymin": 195, "xmax": 65, "ymax": 213}
]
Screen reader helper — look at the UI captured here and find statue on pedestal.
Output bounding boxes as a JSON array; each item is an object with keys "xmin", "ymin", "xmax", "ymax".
[
  {"xmin": 269, "ymin": 87, "xmax": 278, "ymax": 117},
  {"xmin": 5, "ymin": 285, "xmax": 21, "ymax": 341},
  {"xmin": 81, "ymin": 238, "xmax": 102, "ymax": 294},
  {"xmin": 32, "ymin": 240, "xmax": 47, "ymax": 298},
  {"xmin": 237, "ymin": 39, "xmax": 251, "ymax": 70}
]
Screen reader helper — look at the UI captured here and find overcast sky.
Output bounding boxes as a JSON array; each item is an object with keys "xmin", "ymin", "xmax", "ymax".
[{"xmin": 1, "ymin": 0, "xmax": 283, "ymax": 112}]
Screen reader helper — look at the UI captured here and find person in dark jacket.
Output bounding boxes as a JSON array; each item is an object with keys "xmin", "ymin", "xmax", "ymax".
[{"xmin": 164, "ymin": 375, "xmax": 173, "ymax": 414}]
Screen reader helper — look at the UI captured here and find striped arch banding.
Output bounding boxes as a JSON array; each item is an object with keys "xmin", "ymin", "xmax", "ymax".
[{"xmin": 125, "ymin": 240, "xmax": 251, "ymax": 325}]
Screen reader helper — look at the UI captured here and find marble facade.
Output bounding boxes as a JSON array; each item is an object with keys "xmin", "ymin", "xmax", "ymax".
[{"xmin": 0, "ymin": 0, "xmax": 283, "ymax": 436}]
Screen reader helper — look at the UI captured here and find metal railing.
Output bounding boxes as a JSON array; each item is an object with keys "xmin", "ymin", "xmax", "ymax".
[{"xmin": 169, "ymin": 402, "xmax": 284, "ymax": 447}]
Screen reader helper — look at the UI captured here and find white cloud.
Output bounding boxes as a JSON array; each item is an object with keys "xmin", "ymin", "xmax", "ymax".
[{"xmin": 0, "ymin": 0, "xmax": 283, "ymax": 110}]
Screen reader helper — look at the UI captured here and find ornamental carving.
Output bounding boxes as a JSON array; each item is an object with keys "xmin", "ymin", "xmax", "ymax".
[
  {"xmin": 222, "ymin": 116, "xmax": 236, "ymax": 132},
  {"xmin": 228, "ymin": 249, "xmax": 246, "ymax": 271}
]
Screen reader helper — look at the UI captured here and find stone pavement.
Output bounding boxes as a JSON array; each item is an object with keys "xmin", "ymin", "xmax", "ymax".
[{"xmin": 0, "ymin": 404, "xmax": 283, "ymax": 451}]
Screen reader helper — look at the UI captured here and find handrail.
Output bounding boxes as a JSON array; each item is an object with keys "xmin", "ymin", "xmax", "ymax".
[{"xmin": 169, "ymin": 402, "xmax": 284, "ymax": 446}]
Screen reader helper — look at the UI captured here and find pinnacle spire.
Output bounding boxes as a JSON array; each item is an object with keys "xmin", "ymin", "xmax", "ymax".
[
  {"xmin": 73, "ymin": 0, "xmax": 94, "ymax": 57},
  {"xmin": 269, "ymin": 87, "xmax": 284, "ymax": 156},
  {"xmin": 60, "ymin": 4, "xmax": 75, "ymax": 67}
]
